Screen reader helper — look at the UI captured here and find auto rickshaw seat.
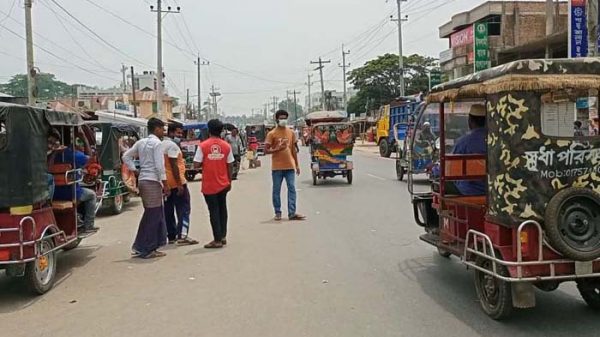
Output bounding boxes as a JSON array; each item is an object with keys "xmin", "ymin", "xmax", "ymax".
[
  {"xmin": 52, "ymin": 200, "xmax": 74, "ymax": 210},
  {"xmin": 443, "ymin": 195, "xmax": 487, "ymax": 206},
  {"xmin": 444, "ymin": 155, "xmax": 486, "ymax": 178},
  {"xmin": 49, "ymin": 163, "xmax": 73, "ymax": 187}
]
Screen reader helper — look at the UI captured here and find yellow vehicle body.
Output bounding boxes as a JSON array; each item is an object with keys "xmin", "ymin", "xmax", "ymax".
[{"xmin": 376, "ymin": 105, "xmax": 390, "ymax": 143}]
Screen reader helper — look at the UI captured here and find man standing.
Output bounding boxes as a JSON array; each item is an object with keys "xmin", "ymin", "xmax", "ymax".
[
  {"xmin": 193, "ymin": 119, "xmax": 234, "ymax": 249},
  {"xmin": 163, "ymin": 122, "xmax": 198, "ymax": 245},
  {"xmin": 265, "ymin": 110, "xmax": 306, "ymax": 221},
  {"xmin": 225, "ymin": 127, "xmax": 244, "ymax": 180},
  {"xmin": 123, "ymin": 118, "xmax": 169, "ymax": 259}
]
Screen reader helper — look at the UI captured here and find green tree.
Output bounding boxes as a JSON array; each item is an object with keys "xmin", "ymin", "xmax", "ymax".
[
  {"xmin": 278, "ymin": 99, "xmax": 303, "ymax": 121},
  {"xmin": 347, "ymin": 53, "xmax": 438, "ymax": 116},
  {"xmin": 0, "ymin": 73, "xmax": 84, "ymax": 100}
]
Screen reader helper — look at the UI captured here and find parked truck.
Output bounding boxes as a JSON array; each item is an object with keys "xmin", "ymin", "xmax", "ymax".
[{"xmin": 375, "ymin": 97, "xmax": 421, "ymax": 158}]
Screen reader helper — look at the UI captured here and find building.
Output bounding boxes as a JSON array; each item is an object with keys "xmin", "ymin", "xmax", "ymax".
[
  {"xmin": 439, "ymin": 1, "xmax": 568, "ymax": 80},
  {"xmin": 305, "ymin": 89, "xmax": 357, "ymax": 112},
  {"xmin": 129, "ymin": 89, "xmax": 174, "ymax": 119},
  {"xmin": 127, "ymin": 70, "xmax": 167, "ymax": 92}
]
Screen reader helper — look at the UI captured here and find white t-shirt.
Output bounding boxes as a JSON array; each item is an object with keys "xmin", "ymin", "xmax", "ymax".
[{"xmin": 162, "ymin": 137, "xmax": 182, "ymax": 159}]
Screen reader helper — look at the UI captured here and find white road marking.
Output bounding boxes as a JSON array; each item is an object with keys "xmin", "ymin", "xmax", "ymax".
[{"xmin": 367, "ymin": 173, "xmax": 386, "ymax": 181}]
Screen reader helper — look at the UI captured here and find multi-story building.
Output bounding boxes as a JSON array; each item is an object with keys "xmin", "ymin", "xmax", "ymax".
[
  {"xmin": 127, "ymin": 70, "xmax": 167, "ymax": 92},
  {"xmin": 439, "ymin": 1, "xmax": 568, "ymax": 80}
]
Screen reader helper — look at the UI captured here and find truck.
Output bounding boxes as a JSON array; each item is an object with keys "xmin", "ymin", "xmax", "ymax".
[{"xmin": 375, "ymin": 97, "xmax": 421, "ymax": 158}]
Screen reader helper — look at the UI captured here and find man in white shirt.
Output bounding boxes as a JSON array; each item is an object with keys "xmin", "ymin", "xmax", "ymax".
[{"xmin": 123, "ymin": 118, "xmax": 169, "ymax": 259}]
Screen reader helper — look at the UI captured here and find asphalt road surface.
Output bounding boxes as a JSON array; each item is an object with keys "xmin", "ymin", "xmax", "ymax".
[{"xmin": 2, "ymin": 147, "xmax": 599, "ymax": 337}]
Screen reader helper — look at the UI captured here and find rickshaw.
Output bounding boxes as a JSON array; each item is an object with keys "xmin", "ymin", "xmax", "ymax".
[
  {"xmin": 309, "ymin": 120, "xmax": 354, "ymax": 185},
  {"xmin": 245, "ymin": 123, "xmax": 274, "ymax": 156},
  {"xmin": 0, "ymin": 103, "xmax": 95, "ymax": 294},
  {"xmin": 180, "ymin": 122, "xmax": 208, "ymax": 181},
  {"xmin": 86, "ymin": 122, "xmax": 139, "ymax": 214},
  {"xmin": 409, "ymin": 58, "xmax": 600, "ymax": 319}
]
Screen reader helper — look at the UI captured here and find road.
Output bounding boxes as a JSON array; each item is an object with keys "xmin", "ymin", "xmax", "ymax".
[{"xmin": 1, "ymin": 148, "xmax": 599, "ymax": 337}]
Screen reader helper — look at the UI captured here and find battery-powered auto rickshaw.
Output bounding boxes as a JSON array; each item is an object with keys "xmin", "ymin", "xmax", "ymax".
[
  {"xmin": 86, "ymin": 122, "xmax": 139, "ymax": 214},
  {"xmin": 310, "ymin": 122, "xmax": 354, "ymax": 185},
  {"xmin": 409, "ymin": 58, "xmax": 600, "ymax": 319},
  {"xmin": 0, "ymin": 103, "xmax": 95, "ymax": 294},
  {"xmin": 180, "ymin": 122, "xmax": 208, "ymax": 181}
]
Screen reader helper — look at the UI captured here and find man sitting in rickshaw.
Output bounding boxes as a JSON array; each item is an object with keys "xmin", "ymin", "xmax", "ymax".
[{"xmin": 52, "ymin": 136, "xmax": 98, "ymax": 234}]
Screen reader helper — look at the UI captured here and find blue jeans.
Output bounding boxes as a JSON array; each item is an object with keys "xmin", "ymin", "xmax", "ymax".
[
  {"xmin": 272, "ymin": 169, "xmax": 296, "ymax": 217},
  {"xmin": 165, "ymin": 185, "xmax": 191, "ymax": 240},
  {"xmin": 79, "ymin": 187, "xmax": 97, "ymax": 230}
]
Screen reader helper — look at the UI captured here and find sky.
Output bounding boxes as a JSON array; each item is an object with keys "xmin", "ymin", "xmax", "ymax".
[{"xmin": 0, "ymin": 0, "xmax": 483, "ymax": 116}]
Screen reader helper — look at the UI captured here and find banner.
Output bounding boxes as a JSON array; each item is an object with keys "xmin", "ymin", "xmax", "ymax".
[
  {"xmin": 569, "ymin": 0, "xmax": 588, "ymax": 58},
  {"xmin": 450, "ymin": 26, "xmax": 474, "ymax": 48},
  {"xmin": 474, "ymin": 23, "xmax": 490, "ymax": 72}
]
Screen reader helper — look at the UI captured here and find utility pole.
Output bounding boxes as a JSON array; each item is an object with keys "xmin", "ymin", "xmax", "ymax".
[
  {"xmin": 186, "ymin": 89, "xmax": 190, "ymax": 120},
  {"xmin": 286, "ymin": 90, "xmax": 291, "ymax": 112},
  {"xmin": 121, "ymin": 64, "xmax": 128, "ymax": 92},
  {"xmin": 339, "ymin": 44, "xmax": 351, "ymax": 112},
  {"xmin": 194, "ymin": 55, "xmax": 209, "ymax": 121},
  {"xmin": 25, "ymin": 0, "xmax": 35, "ymax": 106},
  {"xmin": 150, "ymin": 1, "xmax": 180, "ymax": 119},
  {"xmin": 271, "ymin": 96, "xmax": 279, "ymax": 116},
  {"xmin": 263, "ymin": 103, "xmax": 269, "ymax": 120},
  {"xmin": 588, "ymin": 0, "xmax": 599, "ymax": 56},
  {"xmin": 392, "ymin": 0, "xmax": 408, "ymax": 97},
  {"xmin": 292, "ymin": 90, "xmax": 301, "ymax": 126},
  {"xmin": 209, "ymin": 85, "xmax": 221, "ymax": 120},
  {"xmin": 310, "ymin": 57, "xmax": 331, "ymax": 111},
  {"xmin": 305, "ymin": 73, "xmax": 313, "ymax": 114},
  {"xmin": 130, "ymin": 66, "xmax": 138, "ymax": 118}
]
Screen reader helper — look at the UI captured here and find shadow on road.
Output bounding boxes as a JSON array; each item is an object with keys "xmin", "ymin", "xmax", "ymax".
[
  {"xmin": 0, "ymin": 245, "xmax": 100, "ymax": 314},
  {"xmin": 300, "ymin": 179, "xmax": 352, "ymax": 188},
  {"xmin": 398, "ymin": 254, "xmax": 600, "ymax": 337}
]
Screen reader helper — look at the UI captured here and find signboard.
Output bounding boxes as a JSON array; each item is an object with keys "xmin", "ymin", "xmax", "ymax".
[
  {"xmin": 439, "ymin": 49, "xmax": 453, "ymax": 63},
  {"xmin": 467, "ymin": 51, "xmax": 474, "ymax": 64},
  {"xmin": 450, "ymin": 26, "xmax": 474, "ymax": 48},
  {"xmin": 474, "ymin": 23, "xmax": 490, "ymax": 72},
  {"xmin": 430, "ymin": 71, "xmax": 442, "ymax": 88},
  {"xmin": 569, "ymin": 0, "xmax": 588, "ymax": 58}
]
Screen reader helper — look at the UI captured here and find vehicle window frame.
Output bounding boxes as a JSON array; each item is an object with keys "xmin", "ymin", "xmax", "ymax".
[
  {"xmin": 538, "ymin": 89, "xmax": 600, "ymax": 140},
  {"xmin": 0, "ymin": 117, "xmax": 8, "ymax": 152}
]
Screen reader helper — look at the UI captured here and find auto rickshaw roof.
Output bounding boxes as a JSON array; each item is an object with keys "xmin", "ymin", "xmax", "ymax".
[
  {"xmin": 304, "ymin": 111, "xmax": 347, "ymax": 126},
  {"xmin": 428, "ymin": 58, "xmax": 600, "ymax": 102},
  {"xmin": 86, "ymin": 121, "xmax": 140, "ymax": 134},
  {"xmin": 0, "ymin": 102, "xmax": 84, "ymax": 126},
  {"xmin": 311, "ymin": 122, "xmax": 353, "ymax": 127},
  {"xmin": 182, "ymin": 122, "xmax": 208, "ymax": 130}
]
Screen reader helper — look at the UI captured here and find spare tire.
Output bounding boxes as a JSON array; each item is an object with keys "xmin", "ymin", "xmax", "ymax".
[{"xmin": 545, "ymin": 188, "xmax": 600, "ymax": 261}]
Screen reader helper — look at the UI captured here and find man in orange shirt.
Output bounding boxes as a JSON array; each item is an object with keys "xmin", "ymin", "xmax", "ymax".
[
  {"xmin": 163, "ymin": 122, "xmax": 198, "ymax": 245},
  {"xmin": 265, "ymin": 110, "xmax": 306, "ymax": 221}
]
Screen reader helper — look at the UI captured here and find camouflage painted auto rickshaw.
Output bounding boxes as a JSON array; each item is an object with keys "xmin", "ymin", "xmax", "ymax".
[
  {"xmin": 409, "ymin": 58, "xmax": 600, "ymax": 319},
  {"xmin": 0, "ymin": 103, "xmax": 95, "ymax": 294},
  {"xmin": 86, "ymin": 122, "xmax": 139, "ymax": 214}
]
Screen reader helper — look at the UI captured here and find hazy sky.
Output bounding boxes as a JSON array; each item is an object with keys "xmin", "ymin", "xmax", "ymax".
[{"xmin": 0, "ymin": 0, "xmax": 483, "ymax": 115}]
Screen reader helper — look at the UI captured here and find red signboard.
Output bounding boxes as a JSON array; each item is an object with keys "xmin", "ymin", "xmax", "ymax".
[
  {"xmin": 467, "ymin": 51, "xmax": 474, "ymax": 64},
  {"xmin": 450, "ymin": 26, "xmax": 474, "ymax": 48}
]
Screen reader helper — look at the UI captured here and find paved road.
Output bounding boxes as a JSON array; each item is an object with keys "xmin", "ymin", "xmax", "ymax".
[{"xmin": 1, "ymin": 148, "xmax": 599, "ymax": 337}]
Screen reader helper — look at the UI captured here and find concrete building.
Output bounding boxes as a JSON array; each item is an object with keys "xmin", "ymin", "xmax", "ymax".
[
  {"xmin": 127, "ymin": 70, "xmax": 167, "ymax": 92},
  {"xmin": 305, "ymin": 89, "xmax": 357, "ymax": 112},
  {"xmin": 129, "ymin": 89, "xmax": 174, "ymax": 120},
  {"xmin": 439, "ymin": 1, "xmax": 568, "ymax": 80}
]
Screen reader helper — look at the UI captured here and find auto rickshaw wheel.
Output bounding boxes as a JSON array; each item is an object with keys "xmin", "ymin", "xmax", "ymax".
[
  {"xmin": 110, "ymin": 194, "xmax": 124, "ymax": 215},
  {"xmin": 545, "ymin": 188, "xmax": 600, "ymax": 261},
  {"xmin": 396, "ymin": 161, "xmax": 405, "ymax": 181},
  {"xmin": 185, "ymin": 172, "xmax": 196, "ymax": 181},
  {"xmin": 63, "ymin": 238, "xmax": 82, "ymax": 251},
  {"xmin": 437, "ymin": 247, "xmax": 451, "ymax": 258},
  {"xmin": 312, "ymin": 171, "xmax": 317, "ymax": 186},
  {"xmin": 347, "ymin": 170, "xmax": 353, "ymax": 185},
  {"xmin": 576, "ymin": 278, "xmax": 600, "ymax": 310},
  {"xmin": 25, "ymin": 237, "xmax": 57, "ymax": 295},
  {"xmin": 379, "ymin": 139, "xmax": 392, "ymax": 158},
  {"xmin": 473, "ymin": 255, "xmax": 513, "ymax": 320}
]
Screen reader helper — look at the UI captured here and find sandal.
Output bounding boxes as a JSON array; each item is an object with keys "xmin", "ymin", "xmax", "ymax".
[
  {"xmin": 142, "ymin": 251, "xmax": 167, "ymax": 259},
  {"xmin": 221, "ymin": 238, "xmax": 227, "ymax": 245},
  {"xmin": 289, "ymin": 214, "xmax": 306, "ymax": 221},
  {"xmin": 204, "ymin": 241, "xmax": 224, "ymax": 249},
  {"xmin": 176, "ymin": 237, "xmax": 199, "ymax": 246}
]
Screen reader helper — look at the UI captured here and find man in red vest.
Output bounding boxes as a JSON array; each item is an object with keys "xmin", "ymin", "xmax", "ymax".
[{"xmin": 193, "ymin": 119, "xmax": 234, "ymax": 249}]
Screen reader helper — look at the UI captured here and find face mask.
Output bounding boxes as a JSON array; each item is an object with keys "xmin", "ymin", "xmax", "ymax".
[
  {"xmin": 173, "ymin": 137, "xmax": 181, "ymax": 145},
  {"xmin": 278, "ymin": 119, "xmax": 288, "ymax": 127}
]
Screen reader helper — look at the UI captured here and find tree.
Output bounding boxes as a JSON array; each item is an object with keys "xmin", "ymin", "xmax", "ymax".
[
  {"xmin": 0, "ymin": 73, "xmax": 86, "ymax": 100},
  {"xmin": 347, "ymin": 53, "xmax": 438, "ymax": 116},
  {"xmin": 278, "ymin": 99, "xmax": 303, "ymax": 121}
]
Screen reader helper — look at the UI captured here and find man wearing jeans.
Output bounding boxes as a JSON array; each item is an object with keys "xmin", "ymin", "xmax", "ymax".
[{"xmin": 265, "ymin": 110, "xmax": 306, "ymax": 221}]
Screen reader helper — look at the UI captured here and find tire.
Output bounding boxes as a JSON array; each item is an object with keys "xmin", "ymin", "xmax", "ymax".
[
  {"xmin": 123, "ymin": 193, "xmax": 131, "ymax": 203},
  {"xmin": 577, "ymin": 278, "xmax": 600, "ymax": 309},
  {"xmin": 545, "ymin": 188, "xmax": 600, "ymax": 261},
  {"xmin": 63, "ymin": 238, "xmax": 82, "ymax": 251},
  {"xmin": 396, "ymin": 161, "xmax": 405, "ymax": 181},
  {"xmin": 379, "ymin": 139, "xmax": 392, "ymax": 158},
  {"xmin": 437, "ymin": 247, "xmax": 451, "ymax": 258},
  {"xmin": 25, "ymin": 237, "xmax": 57, "ymax": 295},
  {"xmin": 110, "ymin": 194, "xmax": 124, "ymax": 215},
  {"xmin": 347, "ymin": 170, "xmax": 353, "ymax": 185},
  {"xmin": 185, "ymin": 172, "xmax": 196, "ymax": 182},
  {"xmin": 473, "ymin": 255, "xmax": 513, "ymax": 320},
  {"xmin": 312, "ymin": 171, "xmax": 317, "ymax": 186}
]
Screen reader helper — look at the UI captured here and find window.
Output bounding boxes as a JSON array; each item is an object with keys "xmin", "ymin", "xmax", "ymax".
[
  {"xmin": 541, "ymin": 90, "xmax": 599, "ymax": 137},
  {"xmin": 0, "ymin": 119, "xmax": 7, "ymax": 151},
  {"xmin": 443, "ymin": 101, "xmax": 482, "ymax": 153},
  {"xmin": 152, "ymin": 102, "xmax": 158, "ymax": 113}
]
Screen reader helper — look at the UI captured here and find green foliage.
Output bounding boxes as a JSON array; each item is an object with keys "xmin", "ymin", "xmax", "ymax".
[
  {"xmin": 0, "ymin": 73, "xmax": 83, "ymax": 100},
  {"xmin": 278, "ymin": 99, "xmax": 303, "ymax": 120},
  {"xmin": 347, "ymin": 53, "xmax": 438, "ymax": 116}
]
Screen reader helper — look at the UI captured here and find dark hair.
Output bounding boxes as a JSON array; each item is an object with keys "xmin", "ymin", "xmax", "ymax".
[
  {"xmin": 275, "ymin": 110, "xmax": 289, "ymax": 120},
  {"xmin": 48, "ymin": 129, "xmax": 61, "ymax": 141},
  {"xmin": 208, "ymin": 119, "xmax": 224, "ymax": 137},
  {"xmin": 147, "ymin": 118, "xmax": 165, "ymax": 133},
  {"xmin": 469, "ymin": 115, "xmax": 486, "ymax": 128},
  {"xmin": 168, "ymin": 122, "xmax": 183, "ymax": 134},
  {"xmin": 574, "ymin": 121, "xmax": 583, "ymax": 128}
]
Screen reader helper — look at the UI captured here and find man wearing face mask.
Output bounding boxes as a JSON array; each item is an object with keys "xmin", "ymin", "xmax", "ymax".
[
  {"xmin": 162, "ymin": 122, "xmax": 198, "ymax": 245},
  {"xmin": 265, "ymin": 110, "xmax": 306, "ymax": 221}
]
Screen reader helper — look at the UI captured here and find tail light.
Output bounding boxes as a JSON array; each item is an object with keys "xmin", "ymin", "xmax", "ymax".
[
  {"xmin": 0, "ymin": 249, "xmax": 10, "ymax": 261},
  {"xmin": 520, "ymin": 231, "xmax": 529, "ymax": 258}
]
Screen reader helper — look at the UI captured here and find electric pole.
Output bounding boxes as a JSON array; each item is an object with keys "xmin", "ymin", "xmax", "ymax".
[
  {"xmin": 291, "ymin": 90, "xmax": 301, "ymax": 126},
  {"xmin": 305, "ymin": 73, "xmax": 313, "ymax": 114},
  {"xmin": 589, "ymin": 0, "xmax": 598, "ymax": 56},
  {"xmin": 310, "ymin": 57, "xmax": 331, "ymax": 111},
  {"xmin": 130, "ymin": 66, "xmax": 138, "ymax": 118},
  {"xmin": 25, "ymin": 0, "xmax": 35, "ymax": 106},
  {"xmin": 271, "ymin": 96, "xmax": 279, "ymax": 116},
  {"xmin": 392, "ymin": 0, "xmax": 408, "ymax": 97},
  {"xmin": 121, "ymin": 64, "xmax": 128, "ymax": 93},
  {"xmin": 339, "ymin": 45, "xmax": 351, "ymax": 112},
  {"xmin": 194, "ymin": 56, "xmax": 209, "ymax": 121},
  {"xmin": 150, "ymin": 1, "xmax": 180, "ymax": 119},
  {"xmin": 209, "ymin": 85, "xmax": 221, "ymax": 120},
  {"xmin": 286, "ymin": 90, "xmax": 291, "ymax": 112}
]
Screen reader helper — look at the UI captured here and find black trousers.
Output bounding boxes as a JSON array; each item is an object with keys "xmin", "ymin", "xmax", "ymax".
[{"xmin": 203, "ymin": 189, "xmax": 229, "ymax": 242}]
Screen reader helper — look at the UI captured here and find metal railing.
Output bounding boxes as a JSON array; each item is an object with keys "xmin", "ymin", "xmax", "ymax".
[{"xmin": 463, "ymin": 220, "xmax": 600, "ymax": 282}]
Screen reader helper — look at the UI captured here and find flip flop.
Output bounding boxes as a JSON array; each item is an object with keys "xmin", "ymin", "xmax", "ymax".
[
  {"xmin": 142, "ymin": 251, "xmax": 166, "ymax": 259},
  {"xmin": 176, "ymin": 238, "xmax": 199, "ymax": 246}
]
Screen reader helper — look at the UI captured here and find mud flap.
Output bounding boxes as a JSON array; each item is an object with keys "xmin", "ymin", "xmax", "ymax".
[
  {"xmin": 6, "ymin": 263, "xmax": 26, "ymax": 277},
  {"xmin": 575, "ymin": 261, "xmax": 593, "ymax": 276},
  {"xmin": 512, "ymin": 282, "xmax": 536, "ymax": 309}
]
